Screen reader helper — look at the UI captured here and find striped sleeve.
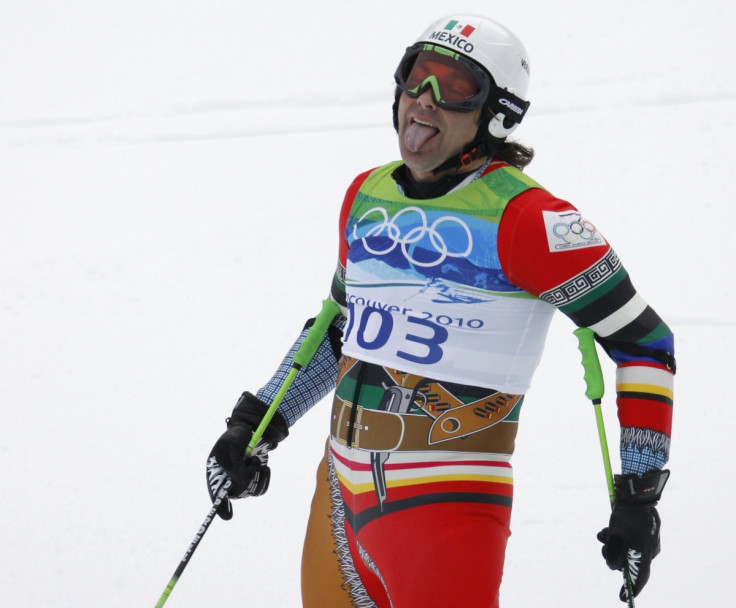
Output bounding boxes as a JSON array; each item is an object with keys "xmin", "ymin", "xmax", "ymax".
[{"xmin": 498, "ymin": 189, "xmax": 675, "ymax": 475}]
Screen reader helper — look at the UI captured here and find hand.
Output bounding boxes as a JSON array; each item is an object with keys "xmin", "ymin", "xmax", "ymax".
[
  {"xmin": 206, "ymin": 392, "xmax": 289, "ymax": 519},
  {"xmin": 597, "ymin": 469, "xmax": 670, "ymax": 602}
]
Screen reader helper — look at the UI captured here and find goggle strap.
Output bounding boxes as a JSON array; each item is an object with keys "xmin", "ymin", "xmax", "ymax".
[{"xmin": 488, "ymin": 87, "xmax": 530, "ymax": 124}]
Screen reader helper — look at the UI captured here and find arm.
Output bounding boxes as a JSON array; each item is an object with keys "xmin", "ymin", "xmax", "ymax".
[
  {"xmin": 206, "ymin": 311, "xmax": 344, "ymax": 519},
  {"xmin": 498, "ymin": 188, "xmax": 674, "ymax": 601},
  {"xmin": 255, "ymin": 313, "xmax": 345, "ymax": 427},
  {"xmin": 497, "ymin": 189, "xmax": 674, "ymax": 475}
]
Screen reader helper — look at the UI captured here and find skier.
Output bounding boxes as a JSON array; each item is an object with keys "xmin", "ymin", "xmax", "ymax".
[{"xmin": 206, "ymin": 15, "xmax": 674, "ymax": 608}]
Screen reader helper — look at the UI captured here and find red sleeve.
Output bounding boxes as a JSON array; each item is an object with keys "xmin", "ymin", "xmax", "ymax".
[
  {"xmin": 338, "ymin": 169, "xmax": 374, "ymax": 267},
  {"xmin": 498, "ymin": 188, "xmax": 674, "ymax": 475},
  {"xmin": 331, "ymin": 169, "xmax": 375, "ymax": 306},
  {"xmin": 497, "ymin": 188, "xmax": 611, "ymax": 296}
]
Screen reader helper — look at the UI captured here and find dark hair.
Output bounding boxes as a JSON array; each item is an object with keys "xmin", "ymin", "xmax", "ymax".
[
  {"xmin": 494, "ymin": 140, "xmax": 534, "ymax": 170},
  {"xmin": 392, "ymin": 87, "xmax": 535, "ymax": 171},
  {"xmin": 479, "ymin": 105, "xmax": 534, "ymax": 170}
]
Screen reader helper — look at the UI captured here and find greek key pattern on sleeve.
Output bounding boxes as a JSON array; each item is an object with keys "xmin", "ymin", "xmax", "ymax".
[{"xmin": 539, "ymin": 249, "xmax": 621, "ymax": 306}]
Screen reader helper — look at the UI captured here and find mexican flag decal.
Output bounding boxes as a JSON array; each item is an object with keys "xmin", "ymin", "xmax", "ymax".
[{"xmin": 444, "ymin": 20, "xmax": 476, "ymax": 38}]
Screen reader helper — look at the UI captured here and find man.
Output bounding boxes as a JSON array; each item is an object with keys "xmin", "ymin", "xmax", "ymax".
[{"xmin": 206, "ymin": 15, "xmax": 674, "ymax": 608}]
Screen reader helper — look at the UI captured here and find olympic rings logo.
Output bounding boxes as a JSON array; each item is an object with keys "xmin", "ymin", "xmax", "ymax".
[
  {"xmin": 553, "ymin": 218, "xmax": 597, "ymax": 244},
  {"xmin": 354, "ymin": 206, "xmax": 473, "ymax": 268}
]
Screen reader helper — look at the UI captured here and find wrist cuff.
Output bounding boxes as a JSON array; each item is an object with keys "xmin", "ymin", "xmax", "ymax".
[
  {"xmin": 614, "ymin": 469, "xmax": 670, "ymax": 504},
  {"xmin": 228, "ymin": 392, "xmax": 289, "ymax": 444}
]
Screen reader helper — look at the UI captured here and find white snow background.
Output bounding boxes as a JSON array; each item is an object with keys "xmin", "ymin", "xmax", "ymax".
[{"xmin": 1, "ymin": 1, "xmax": 734, "ymax": 606}]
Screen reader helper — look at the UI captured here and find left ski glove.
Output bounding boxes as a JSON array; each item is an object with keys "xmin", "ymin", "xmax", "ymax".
[
  {"xmin": 206, "ymin": 392, "xmax": 289, "ymax": 520},
  {"xmin": 597, "ymin": 469, "xmax": 670, "ymax": 602}
]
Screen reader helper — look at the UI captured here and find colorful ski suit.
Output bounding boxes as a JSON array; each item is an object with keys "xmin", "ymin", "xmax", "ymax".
[{"xmin": 258, "ymin": 159, "xmax": 674, "ymax": 608}]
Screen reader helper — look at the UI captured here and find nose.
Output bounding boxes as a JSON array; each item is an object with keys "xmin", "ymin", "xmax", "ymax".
[{"xmin": 415, "ymin": 88, "xmax": 438, "ymax": 110}]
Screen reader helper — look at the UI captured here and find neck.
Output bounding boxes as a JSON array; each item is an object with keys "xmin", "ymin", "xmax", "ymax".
[
  {"xmin": 410, "ymin": 155, "xmax": 488, "ymax": 182},
  {"xmin": 393, "ymin": 157, "xmax": 492, "ymax": 200}
]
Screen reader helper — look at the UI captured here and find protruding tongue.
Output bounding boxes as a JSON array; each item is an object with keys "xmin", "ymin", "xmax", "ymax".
[{"xmin": 405, "ymin": 121, "xmax": 437, "ymax": 152}]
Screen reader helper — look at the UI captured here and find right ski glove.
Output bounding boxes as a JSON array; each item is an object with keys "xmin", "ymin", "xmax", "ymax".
[
  {"xmin": 597, "ymin": 468, "xmax": 670, "ymax": 602},
  {"xmin": 206, "ymin": 392, "xmax": 289, "ymax": 520}
]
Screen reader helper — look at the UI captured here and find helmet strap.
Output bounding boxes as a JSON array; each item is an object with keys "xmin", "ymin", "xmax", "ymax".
[
  {"xmin": 430, "ymin": 130, "xmax": 504, "ymax": 175},
  {"xmin": 430, "ymin": 141, "xmax": 485, "ymax": 175}
]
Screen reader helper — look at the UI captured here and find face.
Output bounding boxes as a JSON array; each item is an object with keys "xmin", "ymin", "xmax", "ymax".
[{"xmin": 397, "ymin": 88, "xmax": 483, "ymax": 182}]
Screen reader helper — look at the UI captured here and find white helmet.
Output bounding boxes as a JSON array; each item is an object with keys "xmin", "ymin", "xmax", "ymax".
[{"xmin": 398, "ymin": 15, "xmax": 531, "ymax": 140}]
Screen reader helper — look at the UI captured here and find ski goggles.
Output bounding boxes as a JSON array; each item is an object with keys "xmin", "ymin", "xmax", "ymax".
[
  {"xmin": 394, "ymin": 43, "xmax": 491, "ymax": 112},
  {"xmin": 394, "ymin": 43, "xmax": 531, "ymax": 125}
]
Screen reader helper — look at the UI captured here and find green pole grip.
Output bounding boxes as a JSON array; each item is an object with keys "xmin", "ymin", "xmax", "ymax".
[
  {"xmin": 293, "ymin": 299, "xmax": 341, "ymax": 368},
  {"xmin": 573, "ymin": 327, "xmax": 604, "ymax": 403},
  {"xmin": 573, "ymin": 327, "xmax": 615, "ymax": 503},
  {"xmin": 246, "ymin": 299, "xmax": 341, "ymax": 454}
]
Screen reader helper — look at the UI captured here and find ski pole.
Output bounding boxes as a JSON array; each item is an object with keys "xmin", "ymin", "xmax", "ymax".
[
  {"xmin": 154, "ymin": 479, "xmax": 232, "ymax": 608},
  {"xmin": 573, "ymin": 327, "xmax": 636, "ymax": 607},
  {"xmin": 154, "ymin": 298, "xmax": 341, "ymax": 607},
  {"xmin": 573, "ymin": 327, "xmax": 614, "ymax": 500}
]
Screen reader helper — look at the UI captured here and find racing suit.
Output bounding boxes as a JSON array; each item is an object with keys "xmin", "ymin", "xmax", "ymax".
[{"xmin": 258, "ymin": 159, "xmax": 674, "ymax": 608}]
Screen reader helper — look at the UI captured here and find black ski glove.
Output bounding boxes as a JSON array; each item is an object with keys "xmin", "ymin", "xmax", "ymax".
[
  {"xmin": 206, "ymin": 392, "xmax": 289, "ymax": 520},
  {"xmin": 597, "ymin": 469, "xmax": 670, "ymax": 602}
]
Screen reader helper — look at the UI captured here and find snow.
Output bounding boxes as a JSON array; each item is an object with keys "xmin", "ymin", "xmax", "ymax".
[{"xmin": 1, "ymin": 1, "xmax": 733, "ymax": 606}]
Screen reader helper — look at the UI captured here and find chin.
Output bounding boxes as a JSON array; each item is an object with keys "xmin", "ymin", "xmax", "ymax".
[{"xmin": 399, "ymin": 146, "xmax": 431, "ymax": 171}]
